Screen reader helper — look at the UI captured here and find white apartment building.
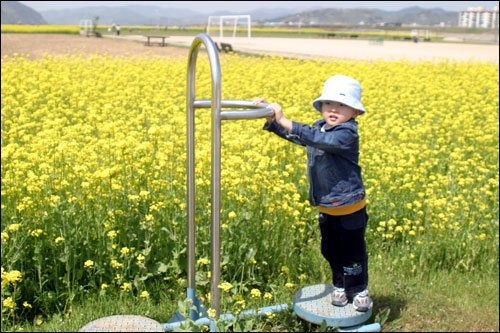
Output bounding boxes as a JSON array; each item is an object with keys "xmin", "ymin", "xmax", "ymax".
[{"xmin": 459, "ymin": 6, "xmax": 499, "ymax": 28}]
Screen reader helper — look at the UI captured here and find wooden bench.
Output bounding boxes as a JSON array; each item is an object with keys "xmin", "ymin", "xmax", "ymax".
[
  {"xmin": 219, "ymin": 42, "xmax": 233, "ymax": 52},
  {"xmin": 369, "ymin": 37, "xmax": 384, "ymax": 45},
  {"xmin": 145, "ymin": 35, "xmax": 168, "ymax": 46},
  {"xmin": 213, "ymin": 42, "xmax": 234, "ymax": 53}
]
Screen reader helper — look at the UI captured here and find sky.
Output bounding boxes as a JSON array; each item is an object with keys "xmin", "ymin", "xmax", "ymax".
[{"xmin": 19, "ymin": 1, "xmax": 500, "ymax": 13}]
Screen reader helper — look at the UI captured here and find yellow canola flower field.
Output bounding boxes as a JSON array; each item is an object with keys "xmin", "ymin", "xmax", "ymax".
[
  {"xmin": 1, "ymin": 24, "xmax": 80, "ymax": 34},
  {"xmin": 1, "ymin": 52, "xmax": 498, "ymax": 323}
]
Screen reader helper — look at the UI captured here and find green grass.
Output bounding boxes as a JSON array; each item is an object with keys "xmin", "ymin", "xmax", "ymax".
[{"xmin": 14, "ymin": 261, "xmax": 499, "ymax": 332}]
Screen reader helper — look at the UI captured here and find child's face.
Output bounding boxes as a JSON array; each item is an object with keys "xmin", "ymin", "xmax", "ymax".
[{"xmin": 321, "ymin": 101, "xmax": 360, "ymax": 127}]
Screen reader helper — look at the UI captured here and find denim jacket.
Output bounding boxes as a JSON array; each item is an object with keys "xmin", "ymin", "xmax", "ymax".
[{"xmin": 263, "ymin": 118, "xmax": 365, "ymax": 208}]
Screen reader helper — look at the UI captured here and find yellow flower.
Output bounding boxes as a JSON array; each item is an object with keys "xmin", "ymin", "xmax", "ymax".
[
  {"xmin": 139, "ymin": 190, "xmax": 150, "ymax": 198},
  {"xmin": 1, "ymin": 270, "xmax": 23, "ymax": 287},
  {"xmin": 107, "ymin": 230, "xmax": 117, "ymax": 239},
  {"xmin": 139, "ymin": 291, "xmax": 150, "ymax": 298},
  {"xmin": 110, "ymin": 259, "xmax": 124, "ymax": 269},
  {"xmin": 207, "ymin": 308, "xmax": 216, "ymax": 319},
  {"xmin": 23, "ymin": 301, "xmax": 32, "ymax": 308},
  {"xmin": 120, "ymin": 247, "xmax": 130, "ymax": 256},
  {"xmin": 31, "ymin": 229, "xmax": 43, "ymax": 237},
  {"xmin": 228, "ymin": 211, "xmax": 237, "ymax": 219},
  {"xmin": 2, "ymin": 297, "xmax": 16, "ymax": 309},
  {"xmin": 55, "ymin": 237, "xmax": 65, "ymax": 244},
  {"xmin": 263, "ymin": 292, "xmax": 273, "ymax": 300},
  {"xmin": 250, "ymin": 288, "xmax": 261, "ymax": 298},
  {"xmin": 265, "ymin": 312, "xmax": 276, "ymax": 319},
  {"xmin": 84, "ymin": 260, "xmax": 95, "ymax": 269},
  {"xmin": 197, "ymin": 258, "xmax": 209, "ymax": 265},
  {"xmin": 101, "ymin": 284, "xmax": 109, "ymax": 290},
  {"xmin": 1, "ymin": 232, "xmax": 9, "ymax": 243},
  {"xmin": 285, "ymin": 282, "xmax": 294, "ymax": 288},
  {"xmin": 218, "ymin": 282, "xmax": 233, "ymax": 292},
  {"xmin": 120, "ymin": 282, "xmax": 131, "ymax": 292},
  {"xmin": 7, "ymin": 224, "xmax": 21, "ymax": 232}
]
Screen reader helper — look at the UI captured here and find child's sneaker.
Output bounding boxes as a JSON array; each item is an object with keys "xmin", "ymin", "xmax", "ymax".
[
  {"xmin": 352, "ymin": 289, "xmax": 373, "ymax": 312},
  {"xmin": 331, "ymin": 287, "xmax": 348, "ymax": 307}
]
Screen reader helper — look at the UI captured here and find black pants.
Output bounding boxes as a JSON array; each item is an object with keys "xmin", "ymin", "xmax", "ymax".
[{"xmin": 318, "ymin": 207, "xmax": 368, "ymax": 294}]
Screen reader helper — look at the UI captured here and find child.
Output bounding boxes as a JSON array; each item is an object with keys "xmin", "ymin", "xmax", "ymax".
[{"xmin": 254, "ymin": 75, "xmax": 372, "ymax": 312}]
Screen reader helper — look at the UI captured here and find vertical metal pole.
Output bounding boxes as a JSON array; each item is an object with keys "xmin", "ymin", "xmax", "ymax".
[
  {"xmin": 186, "ymin": 37, "xmax": 197, "ymax": 297},
  {"xmin": 219, "ymin": 17, "xmax": 223, "ymax": 42},
  {"xmin": 186, "ymin": 34, "xmax": 222, "ymax": 317},
  {"xmin": 233, "ymin": 17, "xmax": 237, "ymax": 39},
  {"xmin": 248, "ymin": 15, "xmax": 251, "ymax": 41}
]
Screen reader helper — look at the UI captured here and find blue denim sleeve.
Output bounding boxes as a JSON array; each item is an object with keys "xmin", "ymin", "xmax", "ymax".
[
  {"xmin": 263, "ymin": 120, "xmax": 306, "ymax": 147},
  {"xmin": 287, "ymin": 121, "xmax": 358, "ymax": 152}
]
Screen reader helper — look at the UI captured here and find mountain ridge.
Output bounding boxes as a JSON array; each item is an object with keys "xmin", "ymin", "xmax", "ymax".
[
  {"xmin": 1, "ymin": 1, "xmax": 47, "ymax": 25},
  {"xmin": 3, "ymin": 2, "xmax": 461, "ymax": 27}
]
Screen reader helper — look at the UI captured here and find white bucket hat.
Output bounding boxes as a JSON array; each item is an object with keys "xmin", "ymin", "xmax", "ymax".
[{"xmin": 313, "ymin": 75, "xmax": 366, "ymax": 114}]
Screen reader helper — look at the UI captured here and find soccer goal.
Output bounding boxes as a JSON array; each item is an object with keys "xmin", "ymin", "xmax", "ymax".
[
  {"xmin": 207, "ymin": 15, "xmax": 251, "ymax": 42},
  {"xmin": 79, "ymin": 19, "xmax": 93, "ymax": 36}
]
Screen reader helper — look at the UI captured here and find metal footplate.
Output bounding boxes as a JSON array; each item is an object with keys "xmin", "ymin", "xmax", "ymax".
[
  {"xmin": 79, "ymin": 315, "xmax": 165, "ymax": 332},
  {"xmin": 294, "ymin": 284, "xmax": 379, "ymax": 331}
]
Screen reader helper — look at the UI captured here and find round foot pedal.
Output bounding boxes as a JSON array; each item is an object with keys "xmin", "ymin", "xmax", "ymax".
[
  {"xmin": 79, "ymin": 315, "xmax": 164, "ymax": 332},
  {"xmin": 293, "ymin": 284, "xmax": 372, "ymax": 327}
]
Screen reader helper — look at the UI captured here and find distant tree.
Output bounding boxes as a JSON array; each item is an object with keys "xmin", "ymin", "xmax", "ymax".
[{"xmin": 92, "ymin": 16, "xmax": 102, "ymax": 37}]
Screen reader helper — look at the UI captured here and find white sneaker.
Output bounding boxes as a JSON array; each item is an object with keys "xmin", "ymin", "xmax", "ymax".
[
  {"xmin": 352, "ymin": 289, "xmax": 373, "ymax": 312},
  {"xmin": 331, "ymin": 287, "xmax": 348, "ymax": 307}
]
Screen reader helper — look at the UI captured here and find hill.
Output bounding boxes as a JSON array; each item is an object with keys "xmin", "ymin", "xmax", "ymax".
[
  {"xmin": 273, "ymin": 6, "xmax": 458, "ymax": 26},
  {"xmin": 39, "ymin": 5, "xmax": 300, "ymax": 26},
  {"xmin": 2, "ymin": 3, "xmax": 460, "ymax": 28},
  {"xmin": 1, "ymin": 1, "xmax": 47, "ymax": 25}
]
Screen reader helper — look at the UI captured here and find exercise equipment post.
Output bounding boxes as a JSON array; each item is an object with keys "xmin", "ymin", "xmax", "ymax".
[
  {"xmin": 81, "ymin": 34, "xmax": 281, "ymax": 333},
  {"xmin": 186, "ymin": 33, "xmax": 273, "ymax": 319}
]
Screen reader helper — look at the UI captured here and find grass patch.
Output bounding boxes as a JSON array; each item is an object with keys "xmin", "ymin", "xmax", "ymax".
[{"xmin": 14, "ymin": 266, "xmax": 498, "ymax": 332}]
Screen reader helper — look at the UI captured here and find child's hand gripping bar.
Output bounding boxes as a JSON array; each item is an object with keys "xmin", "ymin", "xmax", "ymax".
[{"xmin": 193, "ymin": 99, "xmax": 272, "ymax": 120}]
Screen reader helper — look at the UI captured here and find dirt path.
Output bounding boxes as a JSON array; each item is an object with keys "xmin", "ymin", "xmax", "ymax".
[
  {"xmin": 1, "ymin": 33, "xmax": 189, "ymax": 60},
  {"xmin": 2, "ymin": 33, "xmax": 498, "ymax": 63},
  {"xmin": 110, "ymin": 35, "xmax": 499, "ymax": 62}
]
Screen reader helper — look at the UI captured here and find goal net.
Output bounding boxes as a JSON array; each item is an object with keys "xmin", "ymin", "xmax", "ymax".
[
  {"xmin": 207, "ymin": 15, "xmax": 251, "ymax": 42},
  {"xmin": 79, "ymin": 19, "xmax": 93, "ymax": 36}
]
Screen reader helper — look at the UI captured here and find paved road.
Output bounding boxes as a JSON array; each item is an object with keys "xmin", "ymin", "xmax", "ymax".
[{"xmin": 106, "ymin": 35, "xmax": 499, "ymax": 63}]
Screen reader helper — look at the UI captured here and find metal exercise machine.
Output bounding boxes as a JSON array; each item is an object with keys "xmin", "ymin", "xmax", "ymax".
[
  {"xmin": 79, "ymin": 33, "xmax": 279, "ymax": 333},
  {"xmin": 80, "ymin": 33, "xmax": 380, "ymax": 332},
  {"xmin": 165, "ymin": 33, "xmax": 286, "ymax": 331}
]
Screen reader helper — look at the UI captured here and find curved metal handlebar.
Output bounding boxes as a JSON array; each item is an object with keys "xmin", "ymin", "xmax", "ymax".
[
  {"xmin": 193, "ymin": 99, "xmax": 273, "ymax": 120},
  {"xmin": 186, "ymin": 34, "xmax": 273, "ymax": 318}
]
